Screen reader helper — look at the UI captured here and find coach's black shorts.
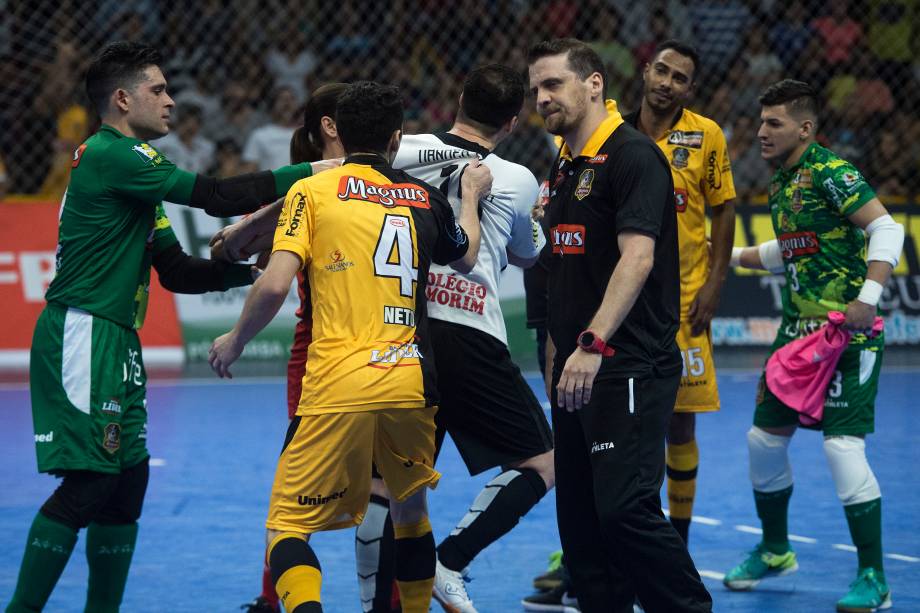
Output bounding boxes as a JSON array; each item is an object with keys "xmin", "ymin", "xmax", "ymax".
[{"xmin": 430, "ymin": 319, "xmax": 553, "ymax": 475}]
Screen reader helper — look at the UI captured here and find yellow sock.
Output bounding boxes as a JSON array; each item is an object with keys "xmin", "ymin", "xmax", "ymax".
[
  {"xmin": 393, "ymin": 517, "xmax": 435, "ymax": 613},
  {"xmin": 667, "ymin": 440, "xmax": 699, "ymax": 541},
  {"xmin": 267, "ymin": 532, "xmax": 322, "ymax": 613}
]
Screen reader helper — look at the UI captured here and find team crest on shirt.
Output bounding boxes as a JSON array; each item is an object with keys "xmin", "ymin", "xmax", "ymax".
[
  {"xmin": 667, "ymin": 130, "xmax": 704, "ymax": 148},
  {"xmin": 574, "ymin": 169, "xmax": 595, "ymax": 201},
  {"xmin": 103, "ymin": 423, "xmax": 121, "ymax": 453},
  {"xmin": 671, "ymin": 147, "xmax": 690, "ymax": 169}
]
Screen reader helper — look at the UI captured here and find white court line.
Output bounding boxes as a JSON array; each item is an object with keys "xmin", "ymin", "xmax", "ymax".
[
  {"xmin": 149, "ymin": 458, "xmax": 167, "ymax": 467},
  {"xmin": 789, "ymin": 534, "xmax": 818, "ymax": 544},
  {"xmin": 885, "ymin": 553, "xmax": 920, "ymax": 563},
  {"xmin": 698, "ymin": 570, "xmax": 726, "ymax": 581},
  {"xmin": 833, "ymin": 544, "xmax": 858, "ymax": 552},
  {"xmin": 735, "ymin": 524, "xmax": 762, "ymax": 535},
  {"xmin": 693, "ymin": 515, "xmax": 722, "ymax": 526}
]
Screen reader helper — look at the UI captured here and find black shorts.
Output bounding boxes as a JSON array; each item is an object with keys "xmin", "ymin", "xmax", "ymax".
[{"xmin": 430, "ymin": 319, "xmax": 553, "ymax": 475}]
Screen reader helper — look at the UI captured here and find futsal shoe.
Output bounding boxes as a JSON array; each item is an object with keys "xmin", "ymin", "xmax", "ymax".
[
  {"xmin": 836, "ymin": 568, "xmax": 892, "ymax": 612},
  {"xmin": 239, "ymin": 595, "xmax": 278, "ymax": 613},
  {"xmin": 433, "ymin": 559, "xmax": 478, "ymax": 613},
  {"xmin": 533, "ymin": 550, "xmax": 566, "ymax": 590},
  {"xmin": 723, "ymin": 543, "xmax": 798, "ymax": 590},
  {"xmin": 520, "ymin": 583, "xmax": 580, "ymax": 612}
]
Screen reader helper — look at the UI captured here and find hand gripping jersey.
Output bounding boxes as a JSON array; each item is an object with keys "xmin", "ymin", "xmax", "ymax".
[
  {"xmin": 273, "ymin": 154, "xmax": 469, "ymax": 415},
  {"xmin": 44, "ymin": 126, "xmax": 182, "ymax": 329},
  {"xmin": 625, "ymin": 108, "xmax": 736, "ymax": 319},
  {"xmin": 394, "ymin": 133, "xmax": 545, "ymax": 345},
  {"xmin": 768, "ymin": 142, "xmax": 882, "ymax": 348}
]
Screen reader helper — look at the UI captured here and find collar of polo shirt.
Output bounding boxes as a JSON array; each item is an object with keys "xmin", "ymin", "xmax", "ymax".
[{"xmin": 559, "ymin": 99, "xmax": 625, "ymax": 161}]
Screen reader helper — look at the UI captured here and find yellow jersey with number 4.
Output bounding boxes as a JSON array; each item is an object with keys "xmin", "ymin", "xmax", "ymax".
[{"xmin": 272, "ymin": 153, "xmax": 469, "ymax": 415}]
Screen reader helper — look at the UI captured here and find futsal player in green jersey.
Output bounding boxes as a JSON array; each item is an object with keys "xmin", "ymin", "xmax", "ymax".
[
  {"xmin": 725, "ymin": 80, "xmax": 904, "ymax": 613},
  {"xmin": 5, "ymin": 41, "xmax": 334, "ymax": 613}
]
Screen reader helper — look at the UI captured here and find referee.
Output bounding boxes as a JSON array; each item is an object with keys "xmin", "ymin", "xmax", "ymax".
[{"xmin": 527, "ymin": 39, "xmax": 711, "ymax": 613}]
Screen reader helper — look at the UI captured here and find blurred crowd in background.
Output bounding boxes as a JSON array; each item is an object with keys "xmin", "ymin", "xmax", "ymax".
[{"xmin": 1, "ymin": 0, "xmax": 918, "ymax": 202}]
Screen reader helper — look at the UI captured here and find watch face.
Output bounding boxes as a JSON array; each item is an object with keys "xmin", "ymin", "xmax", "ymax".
[{"xmin": 579, "ymin": 332, "xmax": 595, "ymax": 348}]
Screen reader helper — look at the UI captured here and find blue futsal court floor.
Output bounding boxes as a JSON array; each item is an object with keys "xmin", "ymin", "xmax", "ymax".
[{"xmin": 1, "ymin": 369, "xmax": 918, "ymax": 612}]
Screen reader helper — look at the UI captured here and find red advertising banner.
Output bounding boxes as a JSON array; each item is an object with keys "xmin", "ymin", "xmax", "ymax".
[{"xmin": 0, "ymin": 200, "xmax": 184, "ymax": 369}]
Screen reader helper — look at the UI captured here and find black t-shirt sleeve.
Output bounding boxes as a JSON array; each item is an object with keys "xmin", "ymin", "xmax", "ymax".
[
  {"xmin": 609, "ymin": 141, "xmax": 672, "ymax": 238},
  {"xmin": 429, "ymin": 189, "xmax": 470, "ymax": 265}
]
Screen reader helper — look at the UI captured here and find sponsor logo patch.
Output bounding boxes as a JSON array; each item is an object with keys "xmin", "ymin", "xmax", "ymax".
[
  {"xmin": 590, "ymin": 441, "xmax": 615, "ymax": 454},
  {"xmin": 284, "ymin": 192, "xmax": 308, "ymax": 237},
  {"xmin": 674, "ymin": 188, "xmax": 689, "ymax": 212},
  {"xmin": 778, "ymin": 231, "xmax": 820, "ymax": 258},
  {"xmin": 101, "ymin": 398, "xmax": 122, "ymax": 415},
  {"xmin": 550, "ymin": 224, "xmax": 585, "ymax": 255},
  {"xmin": 337, "ymin": 176, "xmax": 430, "ymax": 209},
  {"xmin": 574, "ymin": 168, "xmax": 595, "ymax": 200},
  {"xmin": 793, "ymin": 168, "xmax": 813, "ymax": 188},
  {"xmin": 71, "ymin": 144, "xmax": 87, "ymax": 168},
  {"xmin": 706, "ymin": 150, "xmax": 722, "ymax": 189},
  {"xmin": 298, "ymin": 487, "xmax": 348, "ymax": 506},
  {"xmin": 587, "ymin": 154, "xmax": 608, "ymax": 164},
  {"xmin": 667, "ymin": 130, "xmax": 704, "ymax": 148},
  {"xmin": 368, "ymin": 341, "xmax": 423, "ymax": 368},
  {"xmin": 132, "ymin": 143, "xmax": 162, "ymax": 165},
  {"xmin": 34, "ymin": 431, "xmax": 54, "ymax": 443},
  {"xmin": 324, "ymin": 249, "xmax": 354, "ymax": 273}
]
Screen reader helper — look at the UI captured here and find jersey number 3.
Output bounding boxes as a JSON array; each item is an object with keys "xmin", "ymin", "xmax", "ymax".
[{"xmin": 374, "ymin": 214, "xmax": 418, "ymax": 298}]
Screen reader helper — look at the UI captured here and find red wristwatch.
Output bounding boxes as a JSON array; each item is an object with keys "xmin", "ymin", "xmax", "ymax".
[{"xmin": 577, "ymin": 330, "xmax": 615, "ymax": 357}]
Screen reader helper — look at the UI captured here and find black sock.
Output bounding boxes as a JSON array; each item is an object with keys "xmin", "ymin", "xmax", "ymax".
[
  {"xmin": 670, "ymin": 516, "xmax": 691, "ymax": 544},
  {"xmin": 355, "ymin": 494, "xmax": 396, "ymax": 611},
  {"xmin": 438, "ymin": 468, "xmax": 547, "ymax": 571}
]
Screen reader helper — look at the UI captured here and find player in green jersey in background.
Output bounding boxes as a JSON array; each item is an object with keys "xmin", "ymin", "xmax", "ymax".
[
  {"xmin": 5, "ymin": 41, "xmax": 335, "ymax": 613},
  {"xmin": 725, "ymin": 80, "xmax": 904, "ymax": 613}
]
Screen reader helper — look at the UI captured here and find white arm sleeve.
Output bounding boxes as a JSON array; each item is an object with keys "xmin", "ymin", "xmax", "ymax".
[
  {"xmin": 865, "ymin": 214, "xmax": 904, "ymax": 268},
  {"xmin": 758, "ymin": 240, "xmax": 785, "ymax": 274}
]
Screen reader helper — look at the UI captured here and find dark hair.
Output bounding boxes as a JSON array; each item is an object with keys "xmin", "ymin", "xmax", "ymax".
[
  {"xmin": 460, "ymin": 64, "xmax": 524, "ymax": 130},
  {"xmin": 652, "ymin": 39, "xmax": 700, "ymax": 82},
  {"xmin": 759, "ymin": 79, "xmax": 820, "ymax": 120},
  {"xmin": 300, "ymin": 82, "xmax": 349, "ymax": 162},
  {"xmin": 527, "ymin": 38, "xmax": 607, "ymax": 97},
  {"xmin": 86, "ymin": 41, "xmax": 162, "ymax": 114},
  {"xmin": 335, "ymin": 81, "xmax": 404, "ymax": 155}
]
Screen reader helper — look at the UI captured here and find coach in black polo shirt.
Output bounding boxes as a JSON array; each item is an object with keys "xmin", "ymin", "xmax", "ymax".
[{"xmin": 527, "ymin": 39, "xmax": 711, "ymax": 613}]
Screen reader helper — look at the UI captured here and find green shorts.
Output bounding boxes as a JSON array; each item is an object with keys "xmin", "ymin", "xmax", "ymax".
[
  {"xmin": 30, "ymin": 303, "xmax": 149, "ymax": 474},
  {"xmin": 754, "ymin": 333, "xmax": 883, "ymax": 436}
]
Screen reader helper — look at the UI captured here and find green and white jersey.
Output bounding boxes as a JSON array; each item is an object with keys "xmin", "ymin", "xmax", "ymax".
[
  {"xmin": 45, "ymin": 125, "xmax": 181, "ymax": 329},
  {"xmin": 768, "ymin": 142, "xmax": 880, "ymax": 345}
]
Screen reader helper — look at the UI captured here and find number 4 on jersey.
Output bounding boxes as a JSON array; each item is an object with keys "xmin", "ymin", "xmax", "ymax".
[{"xmin": 373, "ymin": 214, "xmax": 418, "ymax": 298}]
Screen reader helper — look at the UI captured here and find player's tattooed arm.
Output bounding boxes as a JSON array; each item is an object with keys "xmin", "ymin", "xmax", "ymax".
[{"xmin": 210, "ymin": 199, "xmax": 283, "ymax": 262}]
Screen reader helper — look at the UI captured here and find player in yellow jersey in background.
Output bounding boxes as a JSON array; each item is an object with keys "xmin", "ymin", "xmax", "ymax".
[
  {"xmin": 209, "ymin": 82, "xmax": 492, "ymax": 613},
  {"xmin": 623, "ymin": 40, "xmax": 736, "ymax": 545}
]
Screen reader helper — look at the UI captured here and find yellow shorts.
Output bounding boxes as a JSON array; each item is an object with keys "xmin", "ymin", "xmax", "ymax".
[
  {"xmin": 674, "ymin": 321, "xmax": 720, "ymax": 413},
  {"xmin": 266, "ymin": 406, "xmax": 440, "ymax": 534}
]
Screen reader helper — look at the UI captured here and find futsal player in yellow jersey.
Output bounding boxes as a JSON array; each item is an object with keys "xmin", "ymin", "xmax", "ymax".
[
  {"xmin": 623, "ymin": 40, "xmax": 736, "ymax": 544},
  {"xmin": 209, "ymin": 82, "xmax": 493, "ymax": 613}
]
